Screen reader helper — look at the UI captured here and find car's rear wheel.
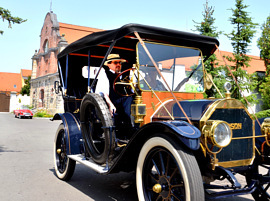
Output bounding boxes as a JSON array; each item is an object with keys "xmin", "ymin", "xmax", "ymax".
[
  {"xmin": 80, "ymin": 93, "xmax": 115, "ymax": 164},
  {"xmin": 54, "ymin": 124, "xmax": 76, "ymax": 181},
  {"xmin": 136, "ymin": 134, "xmax": 204, "ymax": 201}
]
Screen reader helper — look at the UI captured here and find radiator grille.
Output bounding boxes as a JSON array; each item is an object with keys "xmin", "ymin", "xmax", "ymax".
[{"xmin": 209, "ymin": 108, "xmax": 254, "ymax": 162}]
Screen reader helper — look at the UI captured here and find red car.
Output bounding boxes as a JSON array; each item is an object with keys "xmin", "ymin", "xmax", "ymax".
[{"xmin": 14, "ymin": 107, "xmax": 33, "ymax": 119}]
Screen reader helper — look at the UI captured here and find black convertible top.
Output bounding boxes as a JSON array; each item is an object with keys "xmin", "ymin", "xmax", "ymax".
[
  {"xmin": 58, "ymin": 23, "xmax": 219, "ymax": 60},
  {"xmin": 57, "ymin": 24, "xmax": 219, "ymax": 96}
]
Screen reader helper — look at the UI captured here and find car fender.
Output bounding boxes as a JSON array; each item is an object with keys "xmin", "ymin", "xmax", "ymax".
[
  {"xmin": 134, "ymin": 121, "xmax": 201, "ymax": 150},
  {"xmin": 52, "ymin": 113, "xmax": 82, "ymax": 155},
  {"xmin": 109, "ymin": 120, "xmax": 201, "ymax": 173}
]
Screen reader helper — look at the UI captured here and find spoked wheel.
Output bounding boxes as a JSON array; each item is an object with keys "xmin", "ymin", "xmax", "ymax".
[
  {"xmin": 54, "ymin": 123, "xmax": 76, "ymax": 181},
  {"xmin": 80, "ymin": 93, "xmax": 115, "ymax": 164},
  {"xmin": 136, "ymin": 134, "xmax": 204, "ymax": 201},
  {"xmin": 246, "ymin": 162, "xmax": 270, "ymax": 201}
]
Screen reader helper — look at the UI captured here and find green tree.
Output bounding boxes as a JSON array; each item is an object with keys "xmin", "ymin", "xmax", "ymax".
[
  {"xmin": 20, "ymin": 76, "xmax": 31, "ymax": 96},
  {"xmin": 194, "ymin": 0, "xmax": 225, "ymax": 98},
  {"xmin": 257, "ymin": 15, "xmax": 270, "ymax": 109},
  {"xmin": 0, "ymin": 7, "xmax": 26, "ymax": 35},
  {"xmin": 225, "ymin": 0, "xmax": 258, "ymax": 105}
]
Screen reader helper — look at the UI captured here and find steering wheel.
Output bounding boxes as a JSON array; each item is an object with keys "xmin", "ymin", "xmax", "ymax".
[{"xmin": 113, "ymin": 68, "xmax": 138, "ymax": 96}]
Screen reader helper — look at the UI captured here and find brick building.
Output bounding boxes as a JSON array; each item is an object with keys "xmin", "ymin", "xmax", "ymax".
[{"xmin": 30, "ymin": 11, "xmax": 102, "ymax": 114}]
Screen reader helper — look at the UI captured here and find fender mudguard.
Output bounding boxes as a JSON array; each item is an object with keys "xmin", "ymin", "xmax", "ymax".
[
  {"xmin": 134, "ymin": 120, "xmax": 201, "ymax": 150},
  {"xmin": 52, "ymin": 112, "xmax": 82, "ymax": 155},
  {"xmin": 109, "ymin": 120, "xmax": 201, "ymax": 173}
]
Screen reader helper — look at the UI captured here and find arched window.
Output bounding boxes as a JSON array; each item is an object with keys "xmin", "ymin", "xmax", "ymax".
[
  {"xmin": 40, "ymin": 89, "xmax": 45, "ymax": 107},
  {"xmin": 43, "ymin": 40, "xmax": 49, "ymax": 53}
]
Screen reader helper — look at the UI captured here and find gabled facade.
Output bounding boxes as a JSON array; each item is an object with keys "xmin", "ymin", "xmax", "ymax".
[{"xmin": 30, "ymin": 11, "xmax": 102, "ymax": 114}]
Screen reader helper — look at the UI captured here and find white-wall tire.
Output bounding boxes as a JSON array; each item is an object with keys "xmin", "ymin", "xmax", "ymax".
[
  {"xmin": 54, "ymin": 124, "xmax": 76, "ymax": 181},
  {"xmin": 136, "ymin": 135, "xmax": 204, "ymax": 201}
]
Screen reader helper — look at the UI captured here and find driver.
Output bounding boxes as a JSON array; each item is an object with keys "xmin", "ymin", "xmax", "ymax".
[{"xmin": 95, "ymin": 54, "xmax": 133, "ymax": 122}]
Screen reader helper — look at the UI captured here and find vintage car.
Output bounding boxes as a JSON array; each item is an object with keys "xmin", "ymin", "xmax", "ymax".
[
  {"xmin": 14, "ymin": 106, "xmax": 33, "ymax": 119},
  {"xmin": 52, "ymin": 24, "xmax": 270, "ymax": 201}
]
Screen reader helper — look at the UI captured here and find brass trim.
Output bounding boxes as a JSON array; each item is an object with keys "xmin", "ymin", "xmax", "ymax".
[
  {"xmin": 153, "ymin": 184, "xmax": 162, "ymax": 193},
  {"xmin": 255, "ymin": 146, "xmax": 261, "ymax": 156},
  {"xmin": 151, "ymin": 102, "xmax": 156, "ymax": 111},
  {"xmin": 261, "ymin": 118, "xmax": 270, "ymax": 146},
  {"xmin": 56, "ymin": 149, "xmax": 61, "ymax": 155},
  {"xmin": 117, "ymin": 142, "xmax": 127, "ymax": 147},
  {"xmin": 231, "ymin": 135, "xmax": 266, "ymax": 140},
  {"xmin": 199, "ymin": 99, "xmax": 252, "ymax": 129},
  {"xmin": 74, "ymin": 108, "xmax": 80, "ymax": 113},
  {"xmin": 200, "ymin": 143, "xmax": 207, "ymax": 157},
  {"xmin": 217, "ymin": 158, "xmax": 253, "ymax": 168}
]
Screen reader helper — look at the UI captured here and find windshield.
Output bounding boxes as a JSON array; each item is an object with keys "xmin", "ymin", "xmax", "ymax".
[{"xmin": 137, "ymin": 42, "xmax": 204, "ymax": 92}]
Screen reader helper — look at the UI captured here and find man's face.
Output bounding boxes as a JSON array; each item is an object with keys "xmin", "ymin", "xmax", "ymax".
[{"xmin": 107, "ymin": 60, "xmax": 122, "ymax": 73}]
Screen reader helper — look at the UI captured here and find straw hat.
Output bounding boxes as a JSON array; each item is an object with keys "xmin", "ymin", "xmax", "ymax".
[{"xmin": 104, "ymin": 54, "xmax": 126, "ymax": 66}]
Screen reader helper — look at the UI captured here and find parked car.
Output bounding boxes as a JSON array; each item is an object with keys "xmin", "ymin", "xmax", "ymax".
[
  {"xmin": 14, "ymin": 106, "xmax": 33, "ymax": 119},
  {"xmin": 52, "ymin": 23, "xmax": 270, "ymax": 201}
]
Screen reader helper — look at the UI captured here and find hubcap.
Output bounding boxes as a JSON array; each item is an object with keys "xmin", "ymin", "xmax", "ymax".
[
  {"xmin": 57, "ymin": 148, "xmax": 61, "ymax": 155},
  {"xmin": 153, "ymin": 184, "xmax": 162, "ymax": 193},
  {"xmin": 158, "ymin": 176, "xmax": 170, "ymax": 198}
]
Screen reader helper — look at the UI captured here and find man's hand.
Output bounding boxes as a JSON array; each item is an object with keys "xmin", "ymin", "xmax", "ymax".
[
  {"xmin": 104, "ymin": 93, "xmax": 116, "ymax": 116},
  {"xmin": 108, "ymin": 103, "xmax": 116, "ymax": 116}
]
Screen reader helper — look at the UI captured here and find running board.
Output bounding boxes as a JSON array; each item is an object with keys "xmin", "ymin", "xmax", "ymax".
[{"xmin": 68, "ymin": 154, "xmax": 108, "ymax": 174}]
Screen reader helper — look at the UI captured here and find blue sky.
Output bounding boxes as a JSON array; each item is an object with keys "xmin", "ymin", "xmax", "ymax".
[{"xmin": 1, "ymin": 0, "xmax": 269, "ymax": 73}]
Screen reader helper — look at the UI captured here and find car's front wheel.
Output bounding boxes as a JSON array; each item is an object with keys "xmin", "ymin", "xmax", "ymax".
[
  {"xmin": 246, "ymin": 162, "xmax": 270, "ymax": 201},
  {"xmin": 136, "ymin": 134, "xmax": 204, "ymax": 201},
  {"xmin": 54, "ymin": 124, "xmax": 76, "ymax": 181}
]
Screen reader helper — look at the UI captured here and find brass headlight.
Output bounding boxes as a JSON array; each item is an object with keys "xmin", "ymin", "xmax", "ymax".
[
  {"xmin": 261, "ymin": 118, "xmax": 270, "ymax": 145},
  {"xmin": 203, "ymin": 120, "xmax": 232, "ymax": 148}
]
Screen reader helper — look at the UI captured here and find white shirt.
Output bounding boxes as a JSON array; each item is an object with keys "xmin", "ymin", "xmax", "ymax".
[{"xmin": 95, "ymin": 68, "xmax": 109, "ymax": 95}]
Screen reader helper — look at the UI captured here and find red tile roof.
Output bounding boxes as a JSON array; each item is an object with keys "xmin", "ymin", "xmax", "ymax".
[
  {"xmin": 215, "ymin": 50, "xmax": 265, "ymax": 74},
  {"xmin": 0, "ymin": 72, "xmax": 22, "ymax": 92},
  {"xmin": 21, "ymin": 69, "xmax": 32, "ymax": 77},
  {"xmin": 59, "ymin": 22, "xmax": 103, "ymax": 44}
]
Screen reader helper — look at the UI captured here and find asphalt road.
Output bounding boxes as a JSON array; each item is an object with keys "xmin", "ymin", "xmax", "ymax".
[{"xmin": 0, "ymin": 112, "xmax": 255, "ymax": 201}]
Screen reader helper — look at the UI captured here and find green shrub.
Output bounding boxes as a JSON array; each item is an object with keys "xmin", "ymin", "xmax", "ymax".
[
  {"xmin": 255, "ymin": 109, "xmax": 270, "ymax": 119},
  {"xmin": 33, "ymin": 109, "xmax": 53, "ymax": 118}
]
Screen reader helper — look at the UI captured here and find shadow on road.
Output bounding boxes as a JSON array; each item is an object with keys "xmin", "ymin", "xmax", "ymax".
[
  {"xmin": 50, "ymin": 164, "xmax": 138, "ymax": 201},
  {"xmin": 49, "ymin": 164, "xmax": 254, "ymax": 201},
  {"xmin": 0, "ymin": 145, "xmax": 21, "ymax": 153}
]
